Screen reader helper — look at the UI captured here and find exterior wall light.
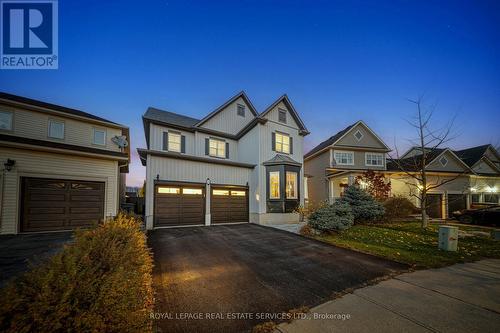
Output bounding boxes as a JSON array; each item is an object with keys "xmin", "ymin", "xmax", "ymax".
[
  {"xmin": 4, "ymin": 159, "xmax": 15, "ymax": 171},
  {"xmin": 470, "ymin": 187, "xmax": 477, "ymax": 192}
]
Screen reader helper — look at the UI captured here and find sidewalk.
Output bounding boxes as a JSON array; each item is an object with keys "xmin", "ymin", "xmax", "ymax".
[{"xmin": 277, "ymin": 259, "xmax": 500, "ymax": 333}]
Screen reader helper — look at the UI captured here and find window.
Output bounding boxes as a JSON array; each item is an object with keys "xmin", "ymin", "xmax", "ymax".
[
  {"xmin": 278, "ymin": 109, "xmax": 287, "ymax": 123},
  {"xmin": 471, "ymin": 194, "xmax": 480, "ymax": 203},
  {"xmin": 231, "ymin": 190, "xmax": 246, "ymax": 196},
  {"xmin": 93, "ymin": 128, "xmax": 106, "ymax": 145},
  {"xmin": 158, "ymin": 187, "xmax": 180, "ymax": 194},
  {"xmin": 48, "ymin": 120, "xmax": 64, "ymax": 139},
  {"xmin": 484, "ymin": 194, "xmax": 498, "ymax": 203},
  {"xmin": 237, "ymin": 104, "xmax": 245, "ymax": 117},
  {"xmin": 182, "ymin": 188, "xmax": 202, "ymax": 195},
  {"xmin": 286, "ymin": 172, "xmax": 297, "ymax": 199},
  {"xmin": 209, "ymin": 138, "xmax": 226, "ymax": 158},
  {"xmin": 354, "ymin": 130, "xmax": 363, "ymax": 141},
  {"xmin": 269, "ymin": 171, "xmax": 280, "ymax": 199},
  {"xmin": 0, "ymin": 111, "xmax": 13, "ymax": 130},
  {"xmin": 365, "ymin": 153, "xmax": 384, "ymax": 166},
  {"xmin": 334, "ymin": 151, "xmax": 354, "ymax": 165},
  {"xmin": 275, "ymin": 132, "xmax": 290, "ymax": 154},
  {"xmin": 213, "ymin": 189, "xmax": 229, "ymax": 196},
  {"xmin": 168, "ymin": 132, "xmax": 181, "ymax": 152},
  {"xmin": 439, "ymin": 156, "xmax": 448, "ymax": 167}
]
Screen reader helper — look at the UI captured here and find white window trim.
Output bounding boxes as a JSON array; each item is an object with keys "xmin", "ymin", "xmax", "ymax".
[
  {"xmin": 334, "ymin": 150, "xmax": 354, "ymax": 166},
  {"xmin": 286, "ymin": 171, "xmax": 298, "ymax": 199},
  {"xmin": 365, "ymin": 152, "xmax": 385, "ymax": 166},
  {"xmin": 0, "ymin": 110, "xmax": 13, "ymax": 131},
  {"xmin": 209, "ymin": 138, "xmax": 226, "ymax": 158},
  {"xmin": 275, "ymin": 132, "xmax": 290, "ymax": 154},
  {"xmin": 269, "ymin": 171, "xmax": 280, "ymax": 199},
  {"xmin": 168, "ymin": 131, "xmax": 182, "ymax": 153},
  {"xmin": 48, "ymin": 119, "xmax": 65, "ymax": 139},
  {"xmin": 354, "ymin": 129, "xmax": 364, "ymax": 141},
  {"xmin": 92, "ymin": 127, "xmax": 106, "ymax": 146}
]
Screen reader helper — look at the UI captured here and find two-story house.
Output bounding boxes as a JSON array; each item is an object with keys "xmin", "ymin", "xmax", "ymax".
[
  {"xmin": 138, "ymin": 91, "xmax": 309, "ymax": 229},
  {"xmin": 304, "ymin": 121, "xmax": 391, "ymax": 204},
  {"xmin": 0, "ymin": 92, "xmax": 130, "ymax": 234}
]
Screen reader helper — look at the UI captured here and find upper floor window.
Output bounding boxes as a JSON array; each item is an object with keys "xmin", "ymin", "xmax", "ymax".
[
  {"xmin": 269, "ymin": 171, "xmax": 280, "ymax": 199},
  {"xmin": 334, "ymin": 151, "xmax": 354, "ymax": 165},
  {"xmin": 365, "ymin": 153, "xmax": 384, "ymax": 166},
  {"xmin": 0, "ymin": 110, "xmax": 13, "ymax": 130},
  {"xmin": 278, "ymin": 109, "xmax": 287, "ymax": 123},
  {"xmin": 275, "ymin": 132, "xmax": 290, "ymax": 154},
  {"xmin": 209, "ymin": 138, "xmax": 226, "ymax": 158},
  {"xmin": 93, "ymin": 128, "xmax": 106, "ymax": 146},
  {"xmin": 168, "ymin": 132, "xmax": 181, "ymax": 152},
  {"xmin": 237, "ymin": 104, "xmax": 245, "ymax": 117},
  {"xmin": 48, "ymin": 119, "xmax": 64, "ymax": 139},
  {"xmin": 286, "ymin": 171, "xmax": 298, "ymax": 199}
]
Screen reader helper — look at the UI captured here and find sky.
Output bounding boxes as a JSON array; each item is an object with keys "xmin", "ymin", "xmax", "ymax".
[{"xmin": 1, "ymin": 0, "xmax": 499, "ymax": 187}]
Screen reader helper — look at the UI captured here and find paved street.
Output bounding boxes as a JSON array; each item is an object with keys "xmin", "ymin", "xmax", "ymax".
[{"xmin": 278, "ymin": 259, "xmax": 500, "ymax": 333}]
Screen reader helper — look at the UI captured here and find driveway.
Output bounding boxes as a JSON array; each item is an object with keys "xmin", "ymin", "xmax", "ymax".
[
  {"xmin": 279, "ymin": 259, "xmax": 500, "ymax": 333},
  {"xmin": 148, "ymin": 224, "xmax": 407, "ymax": 333},
  {"xmin": 0, "ymin": 232, "xmax": 72, "ymax": 287}
]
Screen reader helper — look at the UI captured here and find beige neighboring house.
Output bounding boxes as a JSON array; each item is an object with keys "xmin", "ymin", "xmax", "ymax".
[
  {"xmin": 0, "ymin": 92, "xmax": 130, "ymax": 234},
  {"xmin": 304, "ymin": 121, "xmax": 391, "ymax": 205},
  {"xmin": 138, "ymin": 91, "xmax": 309, "ymax": 230},
  {"xmin": 305, "ymin": 121, "xmax": 500, "ymax": 219}
]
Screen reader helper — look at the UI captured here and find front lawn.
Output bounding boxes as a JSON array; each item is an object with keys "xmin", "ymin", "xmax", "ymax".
[{"xmin": 316, "ymin": 222, "xmax": 500, "ymax": 269}]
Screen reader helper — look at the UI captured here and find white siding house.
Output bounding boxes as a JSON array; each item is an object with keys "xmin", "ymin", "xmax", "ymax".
[{"xmin": 138, "ymin": 91, "xmax": 309, "ymax": 229}]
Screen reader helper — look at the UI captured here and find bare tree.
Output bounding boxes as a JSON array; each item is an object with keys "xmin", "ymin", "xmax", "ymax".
[{"xmin": 390, "ymin": 96, "xmax": 464, "ymax": 228}]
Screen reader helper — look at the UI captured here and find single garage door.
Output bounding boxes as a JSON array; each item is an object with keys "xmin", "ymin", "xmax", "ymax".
[
  {"xmin": 154, "ymin": 184, "xmax": 205, "ymax": 227},
  {"xmin": 21, "ymin": 177, "xmax": 105, "ymax": 233},
  {"xmin": 448, "ymin": 194, "xmax": 467, "ymax": 218},
  {"xmin": 211, "ymin": 187, "xmax": 249, "ymax": 224},
  {"xmin": 426, "ymin": 194, "xmax": 443, "ymax": 219}
]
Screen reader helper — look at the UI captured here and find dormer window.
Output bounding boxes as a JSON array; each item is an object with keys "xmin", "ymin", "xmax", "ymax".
[
  {"xmin": 237, "ymin": 104, "xmax": 245, "ymax": 117},
  {"xmin": 354, "ymin": 129, "xmax": 363, "ymax": 141},
  {"xmin": 278, "ymin": 109, "xmax": 287, "ymax": 123},
  {"xmin": 439, "ymin": 156, "xmax": 448, "ymax": 167}
]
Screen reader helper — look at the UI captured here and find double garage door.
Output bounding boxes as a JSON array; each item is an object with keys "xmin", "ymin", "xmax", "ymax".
[
  {"xmin": 21, "ymin": 177, "xmax": 105, "ymax": 233},
  {"xmin": 426, "ymin": 193, "xmax": 467, "ymax": 219},
  {"xmin": 154, "ymin": 184, "xmax": 248, "ymax": 227}
]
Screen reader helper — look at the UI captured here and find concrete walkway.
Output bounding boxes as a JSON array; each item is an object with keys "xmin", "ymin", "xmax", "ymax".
[
  {"xmin": 277, "ymin": 259, "xmax": 500, "ymax": 333},
  {"xmin": 267, "ymin": 222, "xmax": 306, "ymax": 234}
]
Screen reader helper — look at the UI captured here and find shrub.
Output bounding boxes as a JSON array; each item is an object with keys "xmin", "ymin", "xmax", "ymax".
[
  {"xmin": 340, "ymin": 186, "xmax": 385, "ymax": 223},
  {"xmin": 308, "ymin": 201, "xmax": 354, "ymax": 232},
  {"xmin": 383, "ymin": 196, "xmax": 418, "ymax": 218},
  {"xmin": 0, "ymin": 213, "xmax": 154, "ymax": 333}
]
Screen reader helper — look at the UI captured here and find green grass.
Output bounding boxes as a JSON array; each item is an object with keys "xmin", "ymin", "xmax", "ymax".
[{"xmin": 316, "ymin": 222, "xmax": 500, "ymax": 269}]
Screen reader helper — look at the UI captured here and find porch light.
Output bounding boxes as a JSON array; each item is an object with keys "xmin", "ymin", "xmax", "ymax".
[
  {"xmin": 4, "ymin": 159, "xmax": 15, "ymax": 171},
  {"xmin": 470, "ymin": 187, "xmax": 477, "ymax": 192},
  {"xmin": 485, "ymin": 186, "xmax": 497, "ymax": 193}
]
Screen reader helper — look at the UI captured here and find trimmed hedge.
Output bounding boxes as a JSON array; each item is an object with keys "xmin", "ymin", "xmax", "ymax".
[
  {"xmin": 383, "ymin": 196, "xmax": 418, "ymax": 218},
  {"xmin": 0, "ymin": 213, "xmax": 154, "ymax": 333}
]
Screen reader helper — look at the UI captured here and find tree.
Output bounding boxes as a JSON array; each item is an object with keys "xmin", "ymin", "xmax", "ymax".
[
  {"xmin": 339, "ymin": 186, "xmax": 385, "ymax": 223},
  {"xmin": 390, "ymin": 97, "xmax": 464, "ymax": 229},
  {"xmin": 355, "ymin": 170, "xmax": 391, "ymax": 201}
]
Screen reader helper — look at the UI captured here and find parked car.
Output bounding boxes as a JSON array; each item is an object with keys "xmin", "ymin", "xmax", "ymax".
[{"xmin": 452, "ymin": 205, "xmax": 500, "ymax": 226}]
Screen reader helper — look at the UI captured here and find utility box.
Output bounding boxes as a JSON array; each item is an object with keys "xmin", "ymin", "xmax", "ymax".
[
  {"xmin": 438, "ymin": 226, "xmax": 458, "ymax": 251},
  {"xmin": 492, "ymin": 230, "xmax": 500, "ymax": 241}
]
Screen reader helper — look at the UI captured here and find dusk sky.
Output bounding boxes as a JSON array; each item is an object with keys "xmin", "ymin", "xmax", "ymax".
[{"xmin": 1, "ymin": 0, "xmax": 499, "ymax": 187}]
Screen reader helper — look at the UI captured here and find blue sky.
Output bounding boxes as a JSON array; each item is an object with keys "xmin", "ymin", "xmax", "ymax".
[{"xmin": 1, "ymin": 0, "xmax": 499, "ymax": 186}]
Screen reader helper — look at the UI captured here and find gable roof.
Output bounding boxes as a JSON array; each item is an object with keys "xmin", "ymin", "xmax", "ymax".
[
  {"xmin": 304, "ymin": 120, "xmax": 389, "ymax": 160},
  {"xmin": 387, "ymin": 148, "xmax": 473, "ymax": 173},
  {"xmin": 259, "ymin": 94, "xmax": 309, "ymax": 135},
  {"xmin": 454, "ymin": 144, "xmax": 494, "ymax": 167},
  {"xmin": 144, "ymin": 107, "xmax": 199, "ymax": 128},
  {"xmin": 195, "ymin": 91, "xmax": 258, "ymax": 127},
  {"xmin": 0, "ymin": 91, "xmax": 126, "ymax": 128}
]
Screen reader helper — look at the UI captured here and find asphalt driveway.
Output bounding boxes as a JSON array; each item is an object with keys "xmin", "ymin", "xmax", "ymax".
[
  {"xmin": 148, "ymin": 224, "xmax": 408, "ymax": 333},
  {"xmin": 0, "ymin": 232, "xmax": 72, "ymax": 287}
]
